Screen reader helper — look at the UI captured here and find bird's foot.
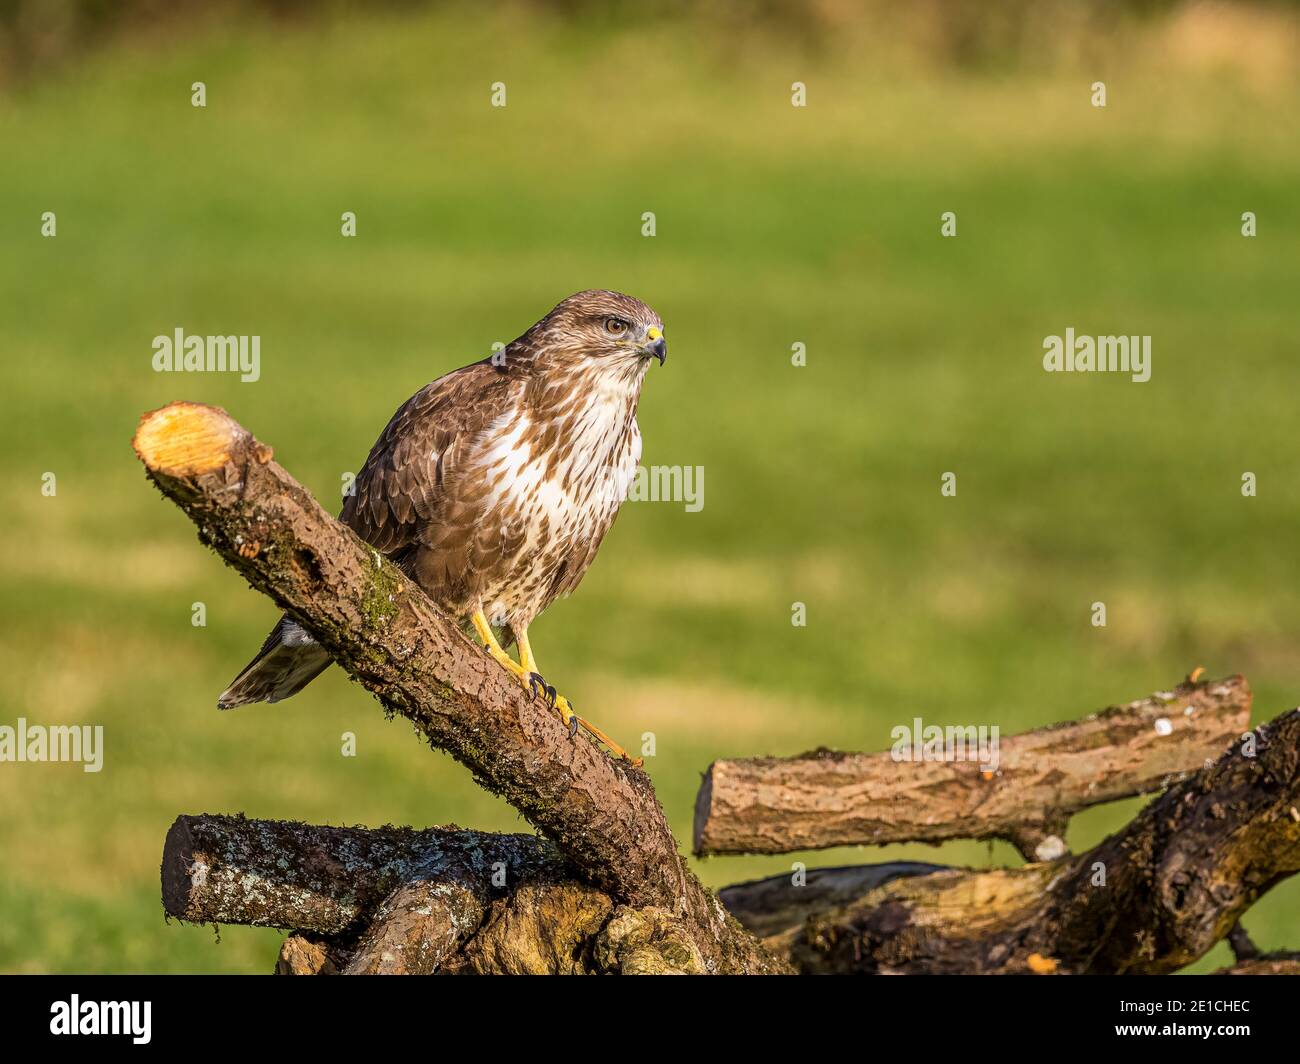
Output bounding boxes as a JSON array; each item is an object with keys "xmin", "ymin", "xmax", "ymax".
[
  {"xmin": 527, "ymin": 671, "xmax": 557, "ymax": 707},
  {"xmin": 482, "ymin": 641, "xmax": 528, "ymax": 681},
  {"xmin": 525, "ymin": 672, "xmax": 642, "ymax": 766}
]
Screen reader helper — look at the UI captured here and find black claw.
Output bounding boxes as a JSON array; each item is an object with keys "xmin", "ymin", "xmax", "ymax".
[
  {"xmin": 527, "ymin": 672, "xmax": 558, "ymax": 708},
  {"xmin": 568, "ymin": 715, "xmax": 580, "ymax": 738}
]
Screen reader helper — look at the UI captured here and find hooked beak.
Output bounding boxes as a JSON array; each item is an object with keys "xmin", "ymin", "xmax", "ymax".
[{"xmin": 643, "ymin": 326, "xmax": 667, "ymax": 365}]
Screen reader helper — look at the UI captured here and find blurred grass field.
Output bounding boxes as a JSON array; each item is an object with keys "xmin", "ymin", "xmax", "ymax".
[{"xmin": 2, "ymin": 3, "xmax": 1299, "ymax": 972}]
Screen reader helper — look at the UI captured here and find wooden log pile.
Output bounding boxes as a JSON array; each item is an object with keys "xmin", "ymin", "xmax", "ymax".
[{"xmin": 136, "ymin": 402, "xmax": 1299, "ymax": 974}]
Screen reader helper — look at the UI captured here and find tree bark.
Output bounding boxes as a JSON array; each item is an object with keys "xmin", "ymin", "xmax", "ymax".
[
  {"xmin": 694, "ymin": 674, "xmax": 1250, "ymax": 859},
  {"xmin": 136, "ymin": 402, "xmax": 784, "ymax": 974},
  {"xmin": 162, "ymin": 814, "xmax": 703, "ymax": 973},
  {"xmin": 744, "ymin": 710, "xmax": 1300, "ymax": 974},
  {"xmin": 164, "ymin": 698, "xmax": 1300, "ymax": 979},
  {"xmin": 342, "ymin": 875, "xmax": 486, "ymax": 975},
  {"xmin": 161, "ymin": 814, "xmax": 549, "ymax": 936},
  {"xmin": 718, "ymin": 862, "xmax": 948, "ymax": 939},
  {"xmin": 1216, "ymin": 955, "xmax": 1300, "ymax": 975}
]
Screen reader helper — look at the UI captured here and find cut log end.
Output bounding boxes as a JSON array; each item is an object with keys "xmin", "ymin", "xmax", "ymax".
[
  {"xmin": 160, "ymin": 815, "xmax": 198, "ymax": 921},
  {"xmin": 133, "ymin": 401, "xmax": 252, "ymax": 477},
  {"xmin": 692, "ymin": 767, "xmax": 715, "ymax": 855}
]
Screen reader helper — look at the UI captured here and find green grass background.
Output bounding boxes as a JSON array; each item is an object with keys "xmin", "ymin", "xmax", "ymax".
[{"xmin": 1, "ymin": 4, "xmax": 1298, "ymax": 972}]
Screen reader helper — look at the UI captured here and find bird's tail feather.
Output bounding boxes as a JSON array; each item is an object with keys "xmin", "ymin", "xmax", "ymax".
[{"xmin": 217, "ymin": 616, "xmax": 332, "ymax": 709}]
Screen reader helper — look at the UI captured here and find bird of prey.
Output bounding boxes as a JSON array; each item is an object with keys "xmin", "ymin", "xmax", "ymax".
[{"xmin": 217, "ymin": 290, "xmax": 666, "ymax": 763}]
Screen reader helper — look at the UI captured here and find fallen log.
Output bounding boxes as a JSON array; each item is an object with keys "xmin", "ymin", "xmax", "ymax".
[
  {"xmin": 161, "ymin": 814, "xmax": 551, "ymax": 935},
  {"xmin": 342, "ymin": 873, "xmax": 485, "ymax": 975},
  {"xmin": 135, "ymin": 402, "xmax": 785, "ymax": 974},
  {"xmin": 741, "ymin": 709, "xmax": 1300, "ymax": 974},
  {"xmin": 162, "ymin": 814, "xmax": 687, "ymax": 973},
  {"xmin": 165, "ymin": 694, "xmax": 1300, "ymax": 977},
  {"xmin": 694, "ymin": 674, "xmax": 1251, "ymax": 859},
  {"xmin": 718, "ymin": 862, "xmax": 948, "ymax": 940}
]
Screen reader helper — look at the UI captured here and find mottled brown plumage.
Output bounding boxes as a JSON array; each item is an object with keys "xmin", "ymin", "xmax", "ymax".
[{"xmin": 219, "ymin": 290, "xmax": 665, "ymax": 716}]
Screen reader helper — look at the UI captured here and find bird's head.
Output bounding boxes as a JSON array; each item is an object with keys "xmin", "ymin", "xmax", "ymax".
[{"xmin": 522, "ymin": 290, "xmax": 666, "ymax": 385}]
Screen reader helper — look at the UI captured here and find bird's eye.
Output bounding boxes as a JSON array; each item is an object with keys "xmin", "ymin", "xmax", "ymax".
[{"xmin": 604, "ymin": 317, "xmax": 629, "ymax": 336}]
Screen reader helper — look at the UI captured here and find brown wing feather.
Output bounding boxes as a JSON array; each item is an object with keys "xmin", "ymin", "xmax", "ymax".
[{"xmin": 340, "ymin": 360, "xmax": 515, "ymax": 563}]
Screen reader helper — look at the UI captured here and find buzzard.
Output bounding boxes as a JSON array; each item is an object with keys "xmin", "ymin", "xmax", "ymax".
[{"xmin": 217, "ymin": 290, "xmax": 666, "ymax": 763}]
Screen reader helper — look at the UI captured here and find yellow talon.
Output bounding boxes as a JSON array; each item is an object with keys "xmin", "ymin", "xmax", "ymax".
[
  {"xmin": 517, "ymin": 625, "xmax": 642, "ymax": 766},
  {"xmin": 470, "ymin": 610, "xmax": 642, "ymax": 766}
]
